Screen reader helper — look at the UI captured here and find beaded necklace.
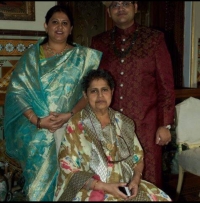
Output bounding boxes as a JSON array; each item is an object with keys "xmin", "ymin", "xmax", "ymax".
[
  {"xmin": 111, "ymin": 27, "xmax": 139, "ymax": 58},
  {"xmin": 46, "ymin": 43, "xmax": 68, "ymax": 56}
]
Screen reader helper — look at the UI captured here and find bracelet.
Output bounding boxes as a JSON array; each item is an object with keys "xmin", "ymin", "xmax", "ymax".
[
  {"xmin": 70, "ymin": 111, "xmax": 74, "ymax": 117},
  {"xmin": 165, "ymin": 125, "xmax": 171, "ymax": 130},
  {"xmin": 85, "ymin": 178, "xmax": 94, "ymax": 191},
  {"xmin": 27, "ymin": 111, "xmax": 33, "ymax": 118},
  {"xmin": 40, "ymin": 119, "xmax": 42, "ymax": 129},
  {"xmin": 92, "ymin": 180, "xmax": 99, "ymax": 190},
  {"xmin": 27, "ymin": 111, "xmax": 33, "ymax": 119},
  {"xmin": 28, "ymin": 113, "xmax": 34, "ymax": 122},
  {"xmin": 37, "ymin": 117, "xmax": 42, "ymax": 129}
]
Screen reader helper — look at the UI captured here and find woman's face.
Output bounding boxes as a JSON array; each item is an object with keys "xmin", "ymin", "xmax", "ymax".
[
  {"xmin": 44, "ymin": 11, "xmax": 73, "ymax": 43},
  {"xmin": 84, "ymin": 78, "xmax": 114, "ymax": 112}
]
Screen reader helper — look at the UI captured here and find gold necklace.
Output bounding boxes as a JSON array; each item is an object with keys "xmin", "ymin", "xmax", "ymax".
[
  {"xmin": 88, "ymin": 110, "xmax": 115, "ymax": 151},
  {"xmin": 46, "ymin": 43, "xmax": 68, "ymax": 56},
  {"xmin": 86, "ymin": 110, "xmax": 131, "ymax": 163}
]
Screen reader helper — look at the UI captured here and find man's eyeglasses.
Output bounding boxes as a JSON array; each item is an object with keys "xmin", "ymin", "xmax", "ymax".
[{"xmin": 110, "ymin": 1, "xmax": 133, "ymax": 10}]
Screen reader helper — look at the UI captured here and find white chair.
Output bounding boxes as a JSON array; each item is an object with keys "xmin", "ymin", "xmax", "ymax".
[{"xmin": 175, "ymin": 97, "xmax": 200, "ymax": 197}]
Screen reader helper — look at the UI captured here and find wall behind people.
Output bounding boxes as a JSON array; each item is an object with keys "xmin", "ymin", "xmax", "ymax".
[
  {"xmin": 0, "ymin": 1, "xmax": 56, "ymax": 31},
  {"xmin": 0, "ymin": 2, "xmax": 200, "ymax": 88},
  {"xmin": 0, "ymin": 1, "xmax": 196, "ymax": 89},
  {"xmin": 57, "ymin": 1, "xmax": 105, "ymax": 47}
]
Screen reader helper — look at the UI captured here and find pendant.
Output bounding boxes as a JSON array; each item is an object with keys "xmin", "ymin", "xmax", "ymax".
[{"xmin": 107, "ymin": 143, "xmax": 114, "ymax": 151}]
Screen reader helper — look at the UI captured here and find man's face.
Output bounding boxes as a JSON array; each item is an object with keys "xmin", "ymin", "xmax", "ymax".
[{"xmin": 107, "ymin": 1, "xmax": 138, "ymax": 29}]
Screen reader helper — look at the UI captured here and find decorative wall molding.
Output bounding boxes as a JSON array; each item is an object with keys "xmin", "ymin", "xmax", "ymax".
[
  {"xmin": 0, "ymin": 30, "xmax": 45, "ymax": 36},
  {"xmin": 0, "ymin": 38, "xmax": 37, "ymax": 56},
  {"xmin": 0, "ymin": 36, "xmax": 40, "ymax": 104}
]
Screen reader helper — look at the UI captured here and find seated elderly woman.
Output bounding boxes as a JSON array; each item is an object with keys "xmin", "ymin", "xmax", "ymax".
[{"xmin": 54, "ymin": 69, "xmax": 171, "ymax": 201}]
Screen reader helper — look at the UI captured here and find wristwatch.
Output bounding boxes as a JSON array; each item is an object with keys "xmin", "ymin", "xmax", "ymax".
[{"xmin": 165, "ymin": 125, "xmax": 171, "ymax": 130}]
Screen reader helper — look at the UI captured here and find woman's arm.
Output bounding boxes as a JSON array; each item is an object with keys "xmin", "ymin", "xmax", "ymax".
[
  {"xmin": 70, "ymin": 97, "xmax": 87, "ymax": 115},
  {"xmin": 24, "ymin": 97, "xmax": 87, "ymax": 132},
  {"xmin": 132, "ymin": 160, "xmax": 144, "ymax": 185},
  {"xmin": 23, "ymin": 109, "xmax": 62, "ymax": 132},
  {"xmin": 127, "ymin": 159, "xmax": 144, "ymax": 198},
  {"xmin": 24, "ymin": 109, "xmax": 37, "ymax": 125}
]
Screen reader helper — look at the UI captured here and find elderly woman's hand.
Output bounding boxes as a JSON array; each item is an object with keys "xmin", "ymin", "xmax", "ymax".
[
  {"xmin": 94, "ymin": 181, "xmax": 130, "ymax": 200},
  {"xmin": 127, "ymin": 180, "xmax": 139, "ymax": 198}
]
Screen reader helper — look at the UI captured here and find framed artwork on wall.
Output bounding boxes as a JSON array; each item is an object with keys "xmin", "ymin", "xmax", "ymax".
[{"xmin": 0, "ymin": 1, "xmax": 35, "ymax": 21}]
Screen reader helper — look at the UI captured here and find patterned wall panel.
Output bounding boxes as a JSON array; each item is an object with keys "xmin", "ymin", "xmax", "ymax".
[
  {"xmin": 0, "ymin": 39, "xmax": 37, "ymax": 56},
  {"xmin": 0, "ymin": 37, "xmax": 39, "ymax": 95},
  {"xmin": 69, "ymin": 1, "xmax": 105, "ymax": 47}
]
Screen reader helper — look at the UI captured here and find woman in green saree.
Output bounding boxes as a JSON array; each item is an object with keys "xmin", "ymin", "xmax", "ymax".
[
  {"xmin": 54, "ymin": 69, "xmax": 171, "ymax": 201},
  {"xmin": 4, "ymin": 5, "xmax": 102, "ymax": 201}
]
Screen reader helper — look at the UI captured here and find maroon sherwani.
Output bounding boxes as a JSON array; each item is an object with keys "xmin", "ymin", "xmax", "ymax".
[{"xmin": 91, "ymin": 23, "xmax": 175, "ymax": 188}]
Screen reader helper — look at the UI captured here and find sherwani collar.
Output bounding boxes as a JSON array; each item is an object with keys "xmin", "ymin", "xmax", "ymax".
[{"xmin": 115, "ymin": 23, "xmax": 138, "ymax": 36}]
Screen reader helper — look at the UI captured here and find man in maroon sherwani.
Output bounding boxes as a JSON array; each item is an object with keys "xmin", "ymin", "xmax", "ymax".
[{"xmin": 90, "ymin": 1, "xmax": 175, "ymax": 188}]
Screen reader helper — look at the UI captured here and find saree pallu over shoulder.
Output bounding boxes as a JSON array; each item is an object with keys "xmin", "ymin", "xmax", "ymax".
[{"xmin": 4, "ymin": 38, "xmax": 102, "ymax": 201}]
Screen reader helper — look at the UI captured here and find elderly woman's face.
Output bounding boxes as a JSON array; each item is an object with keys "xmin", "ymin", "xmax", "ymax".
[{"xmin": 84, "ymin": 78, "xmax": 113, "ymax": 112}]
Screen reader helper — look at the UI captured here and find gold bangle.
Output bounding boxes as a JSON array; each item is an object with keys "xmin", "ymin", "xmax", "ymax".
[
  {"xmin": 39, "ymin": 119, "xmax": 42, "ymax": 128},
  {"xmin": 27, "ymin": 112, "xmax": 33, "ymax": 119},
  {"xmin": 92, "ymin": 180, "xmax": 99, "ymax": 190},
  {"xmin": 27, "ymin": 111, "xmax": 33, "ymax": 118},
  {"xmin": 28, "ymin": 113, "xmax": 34, "ymax": 122}
]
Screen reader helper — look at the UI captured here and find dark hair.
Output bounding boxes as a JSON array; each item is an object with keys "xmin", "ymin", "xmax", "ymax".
[
  {"xmin": 82, "ymin": 69, "xmax": 115, "ymax": 92},
  {"xmin": 41, "ymin": 5, "xmax": 74, "ymax": 45},
  {"xmin": 45, "ymin": 5, "xmax": 74, "ymax": 26}
]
